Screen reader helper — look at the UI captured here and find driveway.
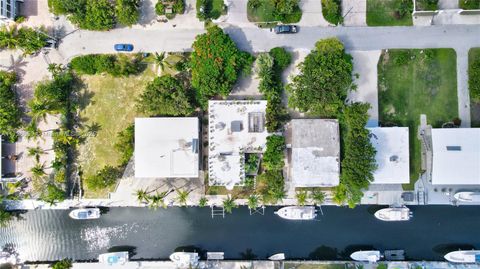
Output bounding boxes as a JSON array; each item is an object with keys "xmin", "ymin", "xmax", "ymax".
[
  {"xmin": 298, "ymin": 0, "xmax": 330, "ymax": 26},
  {"xmin": 342, "ymin": 0, "xmax": 367, "ymax": 26}
]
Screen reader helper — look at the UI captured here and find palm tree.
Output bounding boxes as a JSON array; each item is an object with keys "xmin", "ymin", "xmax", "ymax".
[
  {"xmin": 310, "ymin": 189, "xmax": 326, "ymax": 205},
  {"xmin": 29, "ymin": 100, "xmax": 50, "ymax": 123},
  {"xmin": 27, "ymin": 146, "xmax": 45, "ymax": 162},
  {"xmin": 222, "ymin": 195, "xmax": 237, "ymax": 214},
  {"xmin": 198, "ymin": 196, "xmax": 208, "ymax": 207},
  {"xmin": 153, "ymin": 52, "xmax": 170, "ymax": 75},
  {"xmin": 54, "ymin": 130, "xmax": 79, "ymax": 146},
  {"xmin": 147, "ymin": 190, "xmax": 171, "ymax": 210},
  {"xmin": 30, "ymin": 162, "xmax": 46, "ymax": 180},
  {"xmin": 135, "ymin": 189, "xmax": 149, "ymax": 204},
  {"xmin": 0, "ymin": 25, "xmax": 18, "ymax": 49},
  {"xmin": 176, "ymin": 189, "xmax": 190, "ymax": 206},
  {"xmin": 83, "ymin": 122, "xmax": 101, "ymax": 137},
  {"xmin": 25, "ymin": 121, "xmax": 42, "ymax": 140},
  {"xmin": 247, "ymin": 194, "xmax": 260, "ymax": 210},
  {"xmin": 296, "ymin": 190, "xmax": 308, "ymax": 206}
]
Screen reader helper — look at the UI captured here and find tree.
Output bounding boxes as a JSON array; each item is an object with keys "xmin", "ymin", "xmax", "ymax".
[
  {"xmin": 269, "ymin": 47, "xmax": 292, "ymax": 72},
  {"xmin": 137, "ymin": 75, "xmax": 194, "ymax": 116},
  {"xmin": 40, "ymin": 183, "xmax": 66, "ymax": 205},
  {"xmin": 176, "ymin": 189, "xmax": 190, "ymax": 206},
  {"xmin": 287, "ymin": 38, "xmax": 353, "ymax": 117},
  {"xmin": 222, "ymin": 195, "xmax": 237, "ymax": 214},
  {"xmin": 50, "ymin": 259, "xmax": 72, "ymax": 269},
  {"xmin": 310, "ymin": 189, "xmax": 326, "ymax": 205},
  {"xmin": 82, "ymin": 0, "xmax": 116, "ymax": 31},
  {"xmin": 321, "ymin": 0, "xmax": 342, "ymax": 25},
  {"xmin": 85, "ymin": 166, "xmax": 121, "ymax": 190},
  {"xmin": 262, "ymin": 135, "xmax": 286, "ymax": 171},
  {"xmin": 190, "ymin": 26, "xmax": 254, "ymax": 106},
  {"xmin": 296, "ymin": 190, "xmax": 308, "ymax": 206},
  {"xmin": 254, "ymin": 53, "xmax": 274, "ymax": 78},
  {"xmin": 198, "ymin": 196, "xmax": 208, "ymax": 207},
  {"xmin": 247, "ymin": 194, "xmax": 260, "ymax": 209},
  {"xmin": 256, "ymin": 170, "xmax": 286, "ymax": 204},
  {"xmin": 114, "ymin": 124, "xmax": 134, "ymax": 166},
  {"xmin": 27, "ymin": 146, "xmax": 45, "ymax": 162},
  {"xmin": 0, "ymin": 195, "xmax": 12, "ymax": 227},
  {"xmin": 152, "ymin": 52, "xmax": 170, "ymax": 75},
  {"xmin": 115, "ymin": 0, "xmax": 140, "ymax": 27},
  {"xmin": 0, "ymin": 71, "xmax": 21, "ymax": 142},
  {"xmin": 135, "ymin": 189, "xmax": 149, "ymax": 204},
  {"xmin": 25, "ymin": 121, "xmax": 42, "ymax": 140},
  {"xmin": 147, "ymin": 191, "xmax": 170, "ymax": 210},
  {"xmin": 30, "ymin": 162, "xmax": 46, "ymax": 180},
  {"xmin": 0, "ymin": 25, "xmax": 19, "ymax": 49},
  {"xmin": 16, "ymin": 27, "xmax": 49, "ymax": 55}
]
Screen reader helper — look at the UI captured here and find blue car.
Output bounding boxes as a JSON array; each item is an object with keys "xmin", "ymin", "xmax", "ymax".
[{"xmin": 114, "ymin": 44, "xmax": 134, "ymax": 52}]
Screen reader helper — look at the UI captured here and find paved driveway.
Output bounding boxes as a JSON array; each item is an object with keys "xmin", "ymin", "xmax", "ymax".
[
  {"xmin": 298, "ymin": 0, "xmax": 330, "ymax": 26},
  {"xmin": 342, "ymin": 0, "xmax": 367, "ymax": 26}
]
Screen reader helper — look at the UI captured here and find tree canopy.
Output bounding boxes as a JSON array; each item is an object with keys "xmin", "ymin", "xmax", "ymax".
[
  {"xmin": 333, "ymin": 102, "xmax": 377, "ymax": 208},
  {"xmin": 115, "ymin": 0, "xmax": 140, "ymax": 27},
  {"xmin": 190, "ymin": 26, "xmax": 254, "ymax": 106},
  {"xmin": 287, "ymin": 38, "xmax": 353, "ymax": 117},
  {"xmin": 0, "ymin": 25, "xmax": 49, "ymax": 55},
  {"xmin": 0, "ymin": 71, "xmax": 21, "ymax": 142},
  {"xmin": 262, "ymin": 135, "xmax": 286, "ymax": 171},
  {"xmin": 40, "ymin": 183, "xmax": 66, "ymax": 205},
  {"xmin": 469, "ymin": 52, "xmax": 480, "ymax": 102},
  {"xmin": 83, "ymin": 0, "xmax": 116, "ymax": 31},
  {"xmin": 137, "ymin": 75, "xmax": 194, "ymax": 116}
]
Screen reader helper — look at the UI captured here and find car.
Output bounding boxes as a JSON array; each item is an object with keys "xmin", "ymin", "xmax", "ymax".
[
  {"xmin": 274, "ymin": 25, "xmax": 298, "ymax": 34},
  {"xmin": 114, "ymin": 44, "xmax": 134, "ymax": 52}
]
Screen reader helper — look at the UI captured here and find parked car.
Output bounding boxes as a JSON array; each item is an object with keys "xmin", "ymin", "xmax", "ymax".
[
  {"xmin": 274, "ymin": 25, "xmax": 298, "ymax": 34},
  {"xmin": 114, "ymin": 44, "xmax": 134, "ymax": 52}
]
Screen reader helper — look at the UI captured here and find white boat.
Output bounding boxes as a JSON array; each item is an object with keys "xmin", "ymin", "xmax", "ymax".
[
  {"xmin": 98, "ymin": 251, "xmax": 129, "ymax": 265},
  {"xmin": 274, "ymin": 206, "xmax": 316, "ymax": 220},
  {"xmin": 269, "ymin": 253, "xmax": 285, "ymax": 261},
  {"xmin": 169, "ymin": 252, "xmax": 199, "ymax": 268},
  {"xmin": 454, "ymin": 192, "xmax": 480, "ymax": 203},
  {"xmin": 350, "ymin": 250, "xmax": 382, "ymax": 262},
  {"xmin": 444, "ymin": 250, "xmax": 480, "ymax": 263},
  {"xmin": 374, "ymin": 206, "xmax": 411, "ymax": 221},
  {"xmin": 69, "ymin": 208, "xmax": 101, "ymax": 220},
  {"xmin": 0, "ymin": 251, "xmax": 19, "ymax": 265}
]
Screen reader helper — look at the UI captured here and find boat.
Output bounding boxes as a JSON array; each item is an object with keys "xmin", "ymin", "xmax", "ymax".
[
  {"xmin": 269, "ymin": 253, "xmax": 286, "ymax": 261},
  {"xmin": 350, "ymin": 250, "xmax": 382, "ymax": 262},
  {"xmin": 444, "ymin": 250, "xmax": 480, "ymax": 263},
  {"xmin": 69, "ymin": 208, "xmax": 101, "ymax": 220},
  {"xmin": 0, "ymin": 251, "xmax": 19, "ymax": 265},
  {"xmin": 98, "ymin": 251, "xmax": 129, "ymax": 265},
  {"xmin": 274, "ymin": 206, "xmax": 316, "ymax": 220},
  {"xmin": 169, "ymin": 252, "xmax": 199, "ymax": 268},
  {"xmin": 454, "ymin": 192, "xmax": 480, "ymax": 203},
  {"xmin": 374, "ymin": 206, "xmax": 412, "ymax": 221}
]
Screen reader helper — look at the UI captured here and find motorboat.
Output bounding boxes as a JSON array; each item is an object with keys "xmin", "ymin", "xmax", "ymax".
[
  {"xmin": 274, "ymin": 206, "xmax": 316, "ymax": 220},
  {"xmin": 269, "ymin": 253, "xmax": 286, "ymax": 261},
  {"xmin": 0, "ymin": 251, "xmax": 18, "ymax": 265},
  {"xmin": 444, "ymin": 250, "xmax": 480, "ymax": 263},
  {"xmin": 454, "ymin": 192, "xmax": 480, "ymax": 203},
  {"xmin": 98, "ymin": 251, "xmax": 129, "ymax": 265},
  {"xmin": 69, "ymin": 208, "xmax": 101, "ymax": 220},
  {"xmin": 169, "ymin": 252, "xmax": 199, "ymax": 268},
  {"xmin": 350, "ymin": 250, "xmax": 382, "ymax": 262},
  {"xmin": 374, "ymin": 206, "xmax": 412, "ymax": 221}
]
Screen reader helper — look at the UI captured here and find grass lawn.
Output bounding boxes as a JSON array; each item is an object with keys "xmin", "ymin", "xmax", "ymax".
[
  {"xmin": 78, "ymin": 68, "xmax": 155, "ymax": 198},
  {"xmin": 378, "ymin": 49, "xmax": 458, "ymax": 190},
  {"xmin": 196, "ymin": 0, "xmax": 225, "ymax": 20},
  {"xmin": 469, "ymin": 48, "xmax": 480, "ymax": 127},
  {"xmin": 366, "ymin": 0, "xmax": 413, "ymax": 26}
]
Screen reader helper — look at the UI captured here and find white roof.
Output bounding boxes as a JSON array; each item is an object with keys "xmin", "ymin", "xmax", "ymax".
[
  {"xmin": 368, "ymin": 127, "xmax": 410, "ymax": 184},
  {"xmin": 208, "ymin": 100, "xmax": 268, "ymax": 189},
  {"xmin": 432, "ymin": 128, "xmax": 480, "ymax": 185},
  {"xmin": 291, "ymin": 119, "xmax": 340, "ymax": 187},
  {"xmin": 134, "ymin": 117, "xmax": 199, "ymax": 178}
]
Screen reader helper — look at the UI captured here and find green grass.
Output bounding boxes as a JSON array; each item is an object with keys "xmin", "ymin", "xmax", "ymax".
[
  {"xmin": 367, "ymin": 0, "xmax": 413, "ymax": 26},
  {"xmin": 78, "ymin": 68, "xmax": 155, "ymax": 198},
  {"xmin": 378, "ymin": 49, "xmax": 458, "ymax": 190},
  {"xmin": 416, "ymin": 0, "xmax": 438, "ymax": 11},
  {"xmin": 247, "ymin": 0, "xmax": 302, "ymax": 24},
  {"xmin": 469, "ymin": 48, "xmax": 480, "ymax": 127},
  {"xmin": 459, "ymin": 0, "xmax": 480, "ymax": 10},
  {"xmin": 196, "ymin": 0, "xmax": 225, "ymax": 20}
]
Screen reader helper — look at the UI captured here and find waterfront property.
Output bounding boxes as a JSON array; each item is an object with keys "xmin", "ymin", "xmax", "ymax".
[
  {"xmin": 431, "ymin": 128, "xmax": 480, "ymax": 185},
  {"xmin": 208, "ymin": 100, "xmax": 268, "ymax": 190},
  {"xmin": 289, "ymin": 119, "xmax": 340, "ymax": 187},
  {"xmin": 134, "ymin": 117, "xmax": 199, "ymax": 178},
  {"xmin": 368, "ymin": 127, "xmax": 410, "ymax": 184}
]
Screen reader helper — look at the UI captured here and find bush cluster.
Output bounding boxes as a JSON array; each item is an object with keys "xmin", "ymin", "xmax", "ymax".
[
  {"xmin": 460, "ymin": 0, "xmax": 480, "ymax": 10},
  {"xmin": 85, "ymin": 166, "xmax": 122, "ymax": 190},
  {"xmin": 248, "ymin": 0, "xmax": 302, "ymax": 23},
  {"xmin": 114, "ymin": 124, "xmax": 134, "ymax": 166},
  {"xmin": 0, "ymin": 26, "xmax": 49, "ymax": 55},
  {"xmin": 0, "ymin": 71, "xmax": 21, "ymax": 142},
  {"xmin": 156, "ymin": 0, "xmax": 185, "ymax": 18},
  {"xmin": 469, "ymin": 52, "xmax": 480, "ymax": 102},
  {"xmin": 321, "ymin": 0, "xmax": 343, "ymax": 25},
  {"xmin": 257, "ymin": 135, "xmax": 286, "ymax": 204},
  {"xmin": 415, "ymin": 0, "xmax": 438, "ymax": 11},
  {"xmin": 70, "ymin": 54, "xmax": 143, "ymax": 77}
]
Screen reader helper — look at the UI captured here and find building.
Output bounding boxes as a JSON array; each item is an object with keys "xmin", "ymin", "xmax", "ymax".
[
  {"xmin": 0, "ymin": 0, "xmax": 22, "ymax": 22},
  {"xmin": 368, "ymin": 127, "xmax": 410, "ymax": 184},
  {"xmin": 134, "ymin": 117, "xmax": 199, "ymax": 178},
  {"xmin": 431, "ymin": 128, "xmax": 480, "ymax": 185},
  {"xmin": 290, "ymin": 119, "xmax": 340, "ymax": 187},
  {"xmin": 208, "ymin": 100, "xmax": 268, "ymax": 190}
]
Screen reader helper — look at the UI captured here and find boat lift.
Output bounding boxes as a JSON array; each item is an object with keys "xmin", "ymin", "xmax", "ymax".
[
  {"xmin": 211, "ymin": 205, "xmax": 225, "ymax": 218},
  {"xmin": 249, "ymin": 205, "xmax": 265, "ymax": 215}
]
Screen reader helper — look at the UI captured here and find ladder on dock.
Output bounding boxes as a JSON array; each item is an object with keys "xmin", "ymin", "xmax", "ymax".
[{"xmin": 211, "ymin": 206, "xmax": 225, "ymax": 218}]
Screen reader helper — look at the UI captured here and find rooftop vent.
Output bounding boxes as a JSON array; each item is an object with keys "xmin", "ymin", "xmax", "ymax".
[
  {"xmin": 231, "ymin": 121, "xmax": 243, "ymax": 132},
  {"xmin": 446, "ymin": 146, "xmax": 461, "ymax": 151},
  {"xmin": 389, "ymin": 155, "xmax": 399, "ymax": 162}
]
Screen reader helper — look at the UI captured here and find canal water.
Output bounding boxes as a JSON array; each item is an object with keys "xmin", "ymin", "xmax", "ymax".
[{"xmin": 1, "ymin": 206, "xmax": 480, "ymax": 262}]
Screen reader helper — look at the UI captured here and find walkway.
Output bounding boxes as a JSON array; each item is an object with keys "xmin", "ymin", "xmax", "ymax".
[{"xmin": 456, "ymin": 48, "xmax": 471, "ymax": 127}]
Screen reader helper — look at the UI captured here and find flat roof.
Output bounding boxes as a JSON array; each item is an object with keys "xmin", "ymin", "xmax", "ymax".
[
  {"xmin": 134, "ymin": 117, "xmax": 199, "ymax": 178},
  {"xmin": 368, "ymin": 127, "xmax": 410, "ymax": 184},
  {"xmin": 208, "ymin": 100, "xmax": 268, "ymax": 189},
  {"xmin": 291, "ymin": 119, "xmax": 340, "ymax": 187},
  {"xmin": 432, "ymin": 128, "xmax": 480, "ymax": 185}
]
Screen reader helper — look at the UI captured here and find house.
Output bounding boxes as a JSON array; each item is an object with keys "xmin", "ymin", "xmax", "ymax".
[
  {"xmin": 431, "ymin": 128, "xmax": 480, "ymax": 185},
  {"xmin": 208, "ymin": 100, "xmax": 268, "ymax": 190},
  {"xmin": 0, "ymin": 0, "xmax": 22, "ymax": 22},
  {"xmin": 368, "ymin": 127, "xmax": 410, "ymax": 184},
  {"xmin": 134, "ymin": 117, "xmax": 199, "ymax": 178},
  {"xmin": 290, "ymin": 119, "xmax": 340, "ymax": 187}
]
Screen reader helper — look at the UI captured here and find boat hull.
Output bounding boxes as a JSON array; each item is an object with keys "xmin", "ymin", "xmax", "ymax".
[
  {"xmin": 350, "ymin": 250, "xmax": 381, "ymax": 262},
  {"xmin": 454, "ymin": 192, "xmax": 480, "ymax": 203},
  {"xmin": 98, "ymin": 251, "xmax": 129, "ymax": 265},
  {"xmin": 444, "ymin": 250, "xmax": 480, "ymax": 263},
  {"xmin": 274, "ymin": 206, "xmax": 316, "ymax": 220},
  {"xmin": 169, "ymin": 252, "xmax": 199, "ymax": 268},
  {"xmin": 69, "ymin": 208, "xmax": 101, "ymax": 220},
  {"xmin": 269, "ymin": 253, "xmax": 286, "ymax": 261},
  {"xmin": 374, "ymin": 207, "xmax": 411, "ymax": 221}
]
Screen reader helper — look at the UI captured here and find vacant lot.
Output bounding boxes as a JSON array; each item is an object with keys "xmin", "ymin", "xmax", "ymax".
[
  {"xmin": 366, "ymin": 0, "xmax": 413, "ymax": 26},
  {"xmin": 469, "ymin": 48, "xmax": 480, "ymax": 127},
  {"xmin": 378, "ymin": 49, "xmax": 458, "ymax": 189},
  {"xmin": 78, "ymin": 68, "xmax": 155, "ymax": 198}
]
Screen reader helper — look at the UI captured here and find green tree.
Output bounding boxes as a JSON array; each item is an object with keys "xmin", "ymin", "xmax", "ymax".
[
  {"xmin": 82, "ymin": 0, "xmax": 116, "ymax": 31},
  {"xmin": 269, "ymin": 47, "xmax": 292, "ymax": 72},
  {"xmin": 152, "ymin": 52, "xmax": 169, "ymax": 75},
  {"xmin": 310, "ymin": 189, "xmax": 326, "ymax": 205},
  {"xmin": 254, "ymin": 53, "xmax": 274, "ymax": 78},
  {"xmin": 0, "ymin": 71, "xmax": 21, "ymax": 142},
  {"xmin": 256, "ymin": 170, "xmax": 286, "ymax": 204},
  {"xmin": 190, "ymin": 26, "xmax": 254, "ymax": 106},
  {"xmin": 16, "ymin": 27, "xmax": 49, "ymax": 55},
  {"xmin": 115, "ymin": 0, "xmax": 140, "ymax": 26},
  {"xmin": 262, "ymin": 135, "xmax": 286, "ymax": 171},
  {"xmin": 147, "ymin": 191, "xmax": 170, "ymax": 209},
  {"xmin": 0, "ymin": 195, "xmax": 12, "ymax": 227},
  {"xmin": 0, "ymin": 25, "xmax": 19, "ymax": 49},
  {"xmin": 50, "ymin": 259, "xmax": 73, "ymax": 269},
  {"xmin": 27, "ymin": 146, "xmax": 45, "ymax": 162},
  {"xmin": 41, "ymin": 183, "xmax": 66, "ymax": 205},
  {"xmin": 30, "ymin": 162, "xmax": 46, "ymax": 180},
  {"xmin": 114, "ymin": 124, "xmax": 134, "ymax": 166},
  {"xmin": 176, "ymin": 189, "xmax": 190, "ymax": 206},
  {"xmin": 247, "ymin": 194, "xmax": 260, "ymax": 209},
  {"xmin": 25, "ymin": 121, "xmax": 42, "ymax": 140},
  {"xmin": 287, "ymin": 38, "xmax": 353, "ymax": 117},
  {"xmin": 85, "ymin": 166, "xmax": 121, "ymax": 190},
  {"xmin": 321, "ymin": 0, "xmax": 343, "ymax": 25},
  {"xmin": 222, "ymin": 195, "xmax": 237, "ymax": 214},
  {"xmin": 469, "ymin": 53, "xmax": 480, "ymax": 102},
  {"xmin": 334, "ymin": 103, "xmax": 377, "ymax": 208},
  {"xmin": 198, "ymin": 196, "xmax": 208, "ymax": 207},
  {"xmin": 137, "ymin": 75, "xmax": 194, "ymax": 116},
  {"xmin": 135, "ymin": 189, "xmax": 149, "ymax": 203},
  {"xmin": 296, "ymin": 190, "xmax": 308, "ymax": 206}
]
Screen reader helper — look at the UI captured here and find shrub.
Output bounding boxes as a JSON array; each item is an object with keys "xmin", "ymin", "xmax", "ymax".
[
  {"xmin": 321, "ymin": 0, "xmax": 342, "ymax": 25},
  {"xmin": 396, "ymin": 0, "xmax": 413, "ymax": 17},
  {"xmin": 460, "ymin": 0, "xmax": 480, "ymax": 9},
  {"xmin": 155, "ymin": 2, "xmax": 165, "ymax": 15},
  {"xmin": 114, "ymin": 124, "xmax": 134, "ymax": 166},
  {"xmin": 85, "ymin": 166, "xmax": 122, "ymax": 190},
  {"xmin": 269, "ymin": 47, "xmax": 292, "ymax": 71},
  {"xmin": 0, "ymin": 71, "xmax": 21, "ymax": 142},
  {"xmin": 40, "ymin": 183, "xmax": 66, "ymax": 205},
  {"xmin": 116, "ymin": 0, "xmax": 140, "ymax": 26},
  {"xmin": 51, "ymin": 259, "xmax": 73, "ymax": 269},
  {"xmin": 416, "ymin": 0, "xmax": 438, "ymax": 11},
  {"xmin": 173, "ymin": 0, "xmax": 185, "ymax": 14},
  {"xmin": 469, "ymin": 52, "xmax": 480, "ymax": 102},
  {"xmin": 262, "ymin": 135, "xmax": 286, "ymax": 171},
  {"xmin": 82, "ymin": 0, "xmax": 116, "ymax": 31},
  {"xmin": 70, "ymin": 54, "xmax": 141, "ymax": 77},
  {"xmin": 257, "ymin": 170, "xmax": 286, "ymax": 204}
]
